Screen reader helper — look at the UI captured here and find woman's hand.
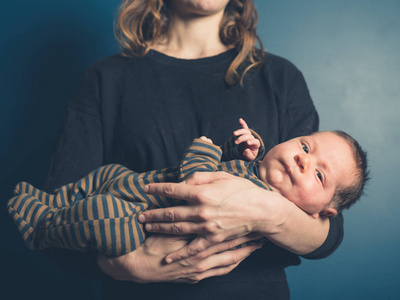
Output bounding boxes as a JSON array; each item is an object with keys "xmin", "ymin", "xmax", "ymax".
[
  {"xmin": 140, "ymin": 172, "xmax": 268, "ymax": 241},
  {"xmin": 140, "ymin": 171, "xmax": 330, "ymax": 263},
  {"xmin": 139, "ymin": 172, "xmax": 283, "ymax": 263},
  {"xmin": 97, "ymin": 233, "xmax": 262, "ymax": 284}
]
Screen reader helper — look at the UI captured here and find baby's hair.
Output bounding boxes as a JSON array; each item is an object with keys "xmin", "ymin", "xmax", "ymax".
[{"xmin": 327, "ymin": 130, "xmax": 370, "ymax": 214}]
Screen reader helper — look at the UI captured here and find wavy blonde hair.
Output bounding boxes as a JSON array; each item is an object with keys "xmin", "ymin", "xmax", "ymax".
[{"xmin": 115, "ymin": 0, "xmax": 264, "ymax": 85}]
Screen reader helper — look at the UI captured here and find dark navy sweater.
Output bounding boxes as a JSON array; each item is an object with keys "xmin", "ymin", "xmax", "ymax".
[{"xmin": 42, "ymin": 49, "xmax": 343, "ymax": 299}]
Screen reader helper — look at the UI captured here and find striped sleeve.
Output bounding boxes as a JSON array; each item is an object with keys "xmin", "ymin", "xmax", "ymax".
[{"xmin": 178, "ymin": 139, "xmax": 223, "ymax": 182}]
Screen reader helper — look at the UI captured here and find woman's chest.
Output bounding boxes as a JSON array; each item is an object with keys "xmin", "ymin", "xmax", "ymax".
[{"xmin": 102, "ymin": 70, "xmax": 281, "ymax": 171}]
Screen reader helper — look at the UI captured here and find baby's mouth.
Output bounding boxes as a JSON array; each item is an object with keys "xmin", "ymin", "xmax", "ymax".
[{"xmin": 282, "ymin": 161, "xmax": 293, "ymax": 183}]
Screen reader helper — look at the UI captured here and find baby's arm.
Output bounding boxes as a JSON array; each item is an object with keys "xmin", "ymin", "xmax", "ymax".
[
  {"xmin": 233, "ymin": 118, "xmax": 261, "ymax": 161},
  {"xmin": 178, "ymin": 138, "xmax": 223, "ymax": 182},
  {"xmin": 178, "ymin": 119, "xmax": 263, "ymax": 182},
  {"xmin": 221, "ymin": 118, "xmax": 265, "ymax": 162}
]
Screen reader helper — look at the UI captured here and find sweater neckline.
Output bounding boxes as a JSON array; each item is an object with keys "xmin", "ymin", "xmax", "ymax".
[{"xmin": 145, "ymin": 48, "xmax": 238, "ymax": 68}]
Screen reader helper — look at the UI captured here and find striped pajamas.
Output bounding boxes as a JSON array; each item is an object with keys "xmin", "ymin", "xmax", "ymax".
[{"xmin": 7, "ymin": 136, "xmax": 271, "ymax": 256}]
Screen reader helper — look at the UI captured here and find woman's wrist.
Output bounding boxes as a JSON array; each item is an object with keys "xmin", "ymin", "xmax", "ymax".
[
  {"xmin": 97, "ymin": 251, "xmax": 134, "ymax": 282},
  {"xmin": 96, "ymin": 235, "xmax": 187, "ymax": 283},
  {"xmin": 246, "ymin": 189, "xmax": 296, "ymax": 235},
  {"xmin": 250, "ymin": 189, "xmax": 329, "ymax": 255}
]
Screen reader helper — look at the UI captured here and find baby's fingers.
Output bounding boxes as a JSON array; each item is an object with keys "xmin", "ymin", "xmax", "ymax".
[
  {"xmin": 199, "ymin": 136, "xmax": 213, "ymax": 144},
  {"xmin": 233, "ymin": 128, "xmax": 252, "ymax": 138},
  {"xmin": 238, "ymin": 118, "xmax": 249, "ymax": 129},
  {"xmin": 234, "ymin": 118, "xmax": 250, "ymax": 137},
  {"xmin": 243, "ymin": 149, "xmax": 256, "ymax": 161},
  {"xmin": 248, "ymin": 138, "xmax": 261, "ymax": 149},
  {"xmin": 234, "ymin": 133, "xmax": 256, "ymax": 145}
]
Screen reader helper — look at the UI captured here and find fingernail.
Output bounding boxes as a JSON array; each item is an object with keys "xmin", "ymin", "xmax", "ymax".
[
  {"xmin": 138, "ymin": 214, "xmax": 145, "ymax": 223},
  {"xmin": 146, "ymin": 224, "xmax": 152, "ymax": 231},
  {"xmin": 143, "ymin": 185, "xmax": 149, "ymax": 192},
  {"xmin": 166, "ymin": 258, "xmax": 173, "ymax": 264}
]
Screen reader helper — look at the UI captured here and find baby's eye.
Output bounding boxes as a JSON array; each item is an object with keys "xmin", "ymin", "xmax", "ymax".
[
  {"xmin": 302, "ymin": 144, "xmax": 309, "ymax": 154},
  {"xmin": 316, "ymin": 171, "xmax": 323, "ymax": 182}
]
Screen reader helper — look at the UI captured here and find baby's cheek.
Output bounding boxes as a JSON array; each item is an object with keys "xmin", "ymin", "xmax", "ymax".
[{"xmin": 291, "ymin": 187, "xmax": 323, "ymax": 214}]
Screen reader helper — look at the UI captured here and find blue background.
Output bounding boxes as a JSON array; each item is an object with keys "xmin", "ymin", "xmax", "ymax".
[{"xmin": 1, "ymin": 1, "xmax": 399, "ymax": 299}]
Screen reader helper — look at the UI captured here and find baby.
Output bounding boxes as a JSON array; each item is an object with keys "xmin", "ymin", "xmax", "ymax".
[{"xmin": 7, "ymin": 119, "xmax": 369, "ymax": 256}]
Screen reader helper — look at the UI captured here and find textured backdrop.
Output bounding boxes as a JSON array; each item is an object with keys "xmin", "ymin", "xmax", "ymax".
[{"xmin": 1, "ymin": 1, "xmax": 399, "ymax": 299}]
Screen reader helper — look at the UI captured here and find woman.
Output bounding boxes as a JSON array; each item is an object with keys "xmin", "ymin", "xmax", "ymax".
[{"xmin": 43, "ymin": 0, "xmax": 343, "ymax": 298}]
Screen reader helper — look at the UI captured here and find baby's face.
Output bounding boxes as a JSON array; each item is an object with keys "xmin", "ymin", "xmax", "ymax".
[{"xmin": 258, "ymin": 132, "xmax": 356, "ymax": 218}]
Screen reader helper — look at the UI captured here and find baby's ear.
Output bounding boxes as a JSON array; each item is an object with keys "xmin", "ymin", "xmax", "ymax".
[{"xmin": 320, "ymin": 207, "xmax": 338, "ymax": 218}]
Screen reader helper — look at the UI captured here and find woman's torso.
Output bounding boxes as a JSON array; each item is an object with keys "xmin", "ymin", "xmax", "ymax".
[{"xmin": 46, "ymin": 49, "xmax": 319, "ymax": 299}]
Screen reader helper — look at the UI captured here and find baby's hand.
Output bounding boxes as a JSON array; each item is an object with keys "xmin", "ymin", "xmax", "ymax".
[
  {"xmin": 199, "ymin": 136, "xmax": 213, "ymax": 144},
  {"xmin": 233, "ymin": 118, "xmax": 260, "ymax": 161}
]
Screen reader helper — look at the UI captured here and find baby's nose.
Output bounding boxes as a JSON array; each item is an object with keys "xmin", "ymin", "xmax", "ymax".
[{"xmin": 295, "ymin": 154, "xmax": 310, "ymax": 173}]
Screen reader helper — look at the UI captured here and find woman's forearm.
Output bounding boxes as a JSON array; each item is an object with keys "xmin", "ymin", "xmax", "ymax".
[{"xmin": 249, "ymin": 190, "xmax": 330, "ymax": 255}]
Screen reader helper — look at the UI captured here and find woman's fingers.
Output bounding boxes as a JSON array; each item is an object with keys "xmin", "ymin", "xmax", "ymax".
[
  {"xmin": 144, "ymin": 221, "xmax": 247, "ymax": 246},
  {"xmin": 98, "ymin": 232, "xmax": 260, "ymax": 284},
  {"xmin": 144, "ymin": 172, "xmax": 232, "ymax": 200},
  {"xmin": 141, "ymin": 172, "xmax": 236, "ymax": 223},
  {"xmin": 139, "ymin": 206, "xmax": 204, "ymax": 223},
  {"xmin": 144, "ymin": 181, "xmax": 201, "ymax": 203},
  {"xmin": 174, "ymin": 243, "xmax": 262, "ymax": 283},
  {"xmin": 184, "ymin": 171, "xmax": 234, "ymax": 185},
  {"xmin": 165, "ymin": 233, "xmax": 263, "ymax": 263},
  {"xmin": 144, "ymin": 220, "xmax": 205, "ymax": 234},
  {"xmin": 142, "ymin": 217, "xmax": 230, "ymax": 237},
  {"xmin": 165, "ymin": 236, "xmax": 213, "ymax": 263},
  {"xmin": 176, "ymin": 264, "xmax": 238, "ymax": 284}
]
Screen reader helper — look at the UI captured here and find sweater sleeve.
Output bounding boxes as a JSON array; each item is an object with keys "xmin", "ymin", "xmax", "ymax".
[
  {"xmin": 43, "ymin": 67, "xmax": 104, "ymax": 192},
  {"xmin": 40, "ymin": 67, "xmax": 107, "ymax": 280},
  {"xmin": 178, "ymin": 139, "xmax": 223, "ymax": 182},
  {"xmin": 264, "ymin": 55, "xmax": 320, "ymax": 142},
  {"xmin": 301, "ymin": 214, "xmax": 344, "ymax": 260}
]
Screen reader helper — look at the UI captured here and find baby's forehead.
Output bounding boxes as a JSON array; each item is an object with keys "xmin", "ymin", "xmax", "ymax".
[
  {"xmin": 309, "ymin": 131, "xmax": 349, "ymax": 148},
  {"xmin": 310, "ymin": 131, "xmax": 356, "ymax": 162},
  {"xmin": 324, "ymin": 134, "xmax": 358, "ymax": 185}
]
